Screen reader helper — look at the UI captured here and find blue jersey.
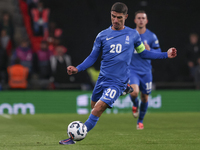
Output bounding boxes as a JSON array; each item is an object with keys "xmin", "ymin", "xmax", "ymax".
[
  {"xmin": 130, "ymin": 29, "xmax": 161, "ymax": 73},
  {"xmin": 76, "ymin": 26, "xmax": 167, "ymax": 107},
  {"xmin": 77, "ymin": 26, "xmax": 145, "ymax": 85},
  {"xmin": 77, "ymin": 26, "xmax": 167, "ymax": 85}
]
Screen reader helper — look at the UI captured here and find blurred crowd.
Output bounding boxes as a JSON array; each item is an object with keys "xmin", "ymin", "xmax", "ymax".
[{"xmin": 0, "ymin": 0, "xmax": 97, "ymax": 90}]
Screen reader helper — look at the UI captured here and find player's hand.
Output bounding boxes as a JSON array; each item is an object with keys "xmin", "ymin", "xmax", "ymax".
[
  {"xmin": 144, "ymin": 42, "xmax": 150, "ymax": 51},
  {"xmin": 167, "ymin": 47, "xmax": 177, "ymax": 58},
  {"xmin": 67, "ymin": 66, "xmax": 78, "ymax": 75}
]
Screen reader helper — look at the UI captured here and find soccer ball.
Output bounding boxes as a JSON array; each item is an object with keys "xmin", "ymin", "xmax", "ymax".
[{"xmin": 67, "ymin": 121, "xmax": 87, "ymax": 141}]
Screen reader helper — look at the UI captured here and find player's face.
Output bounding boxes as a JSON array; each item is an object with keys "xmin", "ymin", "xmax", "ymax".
[
  {"xmin": 111, "ymin": 11, "xmax": 128, "ymax": 30},
  {"xmin": 134, "ymin": 13, "xmax": 148, "ymax": 28}
]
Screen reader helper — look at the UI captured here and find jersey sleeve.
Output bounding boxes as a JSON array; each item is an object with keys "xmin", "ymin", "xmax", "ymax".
[
  {"xmin": 134, "ymin": 31, "xmax": 168, "ymax": 59},
  {"xmin": 76, "ymin": 34, "xmax": 102, "ymax": 72},
  {"xmin": 134, "ymin": 31, "xmax": 145, "ymax": 53},
  {"xmin": 138, "ymin": 50, "xmax": 168, "ymax": 59},
  {"xmin": 150, "ymin": 33, "xmax": 161, "ymax": 52}
]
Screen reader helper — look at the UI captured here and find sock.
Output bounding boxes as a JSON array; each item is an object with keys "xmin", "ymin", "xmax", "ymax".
[
  {"xmin": 84, "ymin": 114, "xmax": 99, "ymax": 132},
  {"xmin": 137, "ymin": 101, "xmax": 148, "ymax": 124},
  {"xmin": 129, "ymin": 95, "xmax": 139, "ymax": 108}
]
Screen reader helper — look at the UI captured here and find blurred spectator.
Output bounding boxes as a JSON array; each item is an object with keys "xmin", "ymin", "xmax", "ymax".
[
  {"xmin": 47, "ymin": 37, "xmax": 63, "ymax": 54},
  {"xmin": 31, "ymin": 1, "xmax": 50, "ymax": 38},
  {"xmin": 0, "ymin": 29, "xmax": 12, "ymax": 56},
  {"xmin": 54, "ymin": 28, "xmax": 63, "ymax": 38},
  {"xmin": 47, "ymin": 36, "xmax": 54, "ymax": 51},
  {"xmin": 7, "ymin": 58, "xmax": 29, "ymax": 89},
  {"xmin": 0, "ymin": 12, "xmax": 14, "ymax": 41},
  {"xmin": 195, "ymin": 58, "xmax": 200, "ymax": 89},
  {"xmin": 48, "ymin": 21, "xmax": 63, "ymax": 38},
  {"xmin": 50, "ymin": 46, "xmax": 74, "ymax": 87},
  {"xmin": 0, "ymin": 42, "xmax": 8, "ymax": 87},
  {"xmin": 33, "ymin": 40, "xmax": 52, "ymax": 79},
  {"xmin": 11, "ymin": 40, "xmax": 33, "ymax": 73},
  {"xmin": 186, "ymin": 33, "xmax": 200, "ymax": 81}
]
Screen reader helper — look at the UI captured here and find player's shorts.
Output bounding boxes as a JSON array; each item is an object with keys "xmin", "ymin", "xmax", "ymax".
[
  {"xmin": 91, "ymin": 76, "xmax": 126, "ymax": 108},
  {"xmin": 129, "ymin": 70, "xmax": 152, "ymax": 95}
]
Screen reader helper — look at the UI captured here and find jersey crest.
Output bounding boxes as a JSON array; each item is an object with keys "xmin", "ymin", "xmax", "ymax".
[{"xmin": 125, "ymin": 35, "xmax": 129, "ymax": 44}]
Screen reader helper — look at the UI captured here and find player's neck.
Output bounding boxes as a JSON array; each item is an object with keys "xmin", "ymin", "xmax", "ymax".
[
  {"xmin": 111, "ymin": 25, "xmax": 125, "ymax": 30},
  {"xmin": 136, "ymin": 26, "xmax": 146, "ymax": 34}
]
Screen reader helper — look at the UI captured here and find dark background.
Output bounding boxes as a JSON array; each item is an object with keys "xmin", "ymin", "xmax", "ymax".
[{"xmin": 42, "ymin": 0, "xmax": 200, "ymax": 82}]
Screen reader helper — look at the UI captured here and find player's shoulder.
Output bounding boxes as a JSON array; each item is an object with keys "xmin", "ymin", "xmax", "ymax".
[
  {"xmin": 94, "ymin": 27, "xmax": 110, "ymax": 43},
  {"xmin": 145, "ymin": 29, "xmax": 158, "ymax": 38},
  {"xmin": 98, "ymin": 26, "xmax": 112, "ymax": 35},
  {"xmin": 125, "ymin": 27, "xmax": 140, "ymax": 40},
  {"xmin": 125, "ymin": 26, "xmax": 139, "ymax": 34}
]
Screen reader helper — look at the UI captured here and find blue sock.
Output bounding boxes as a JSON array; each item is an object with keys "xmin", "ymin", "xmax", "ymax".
[
  {"xmin": 129, "ymin": 95, "xmax": 139, "ymax": 108},
  {"xmin": 84, "ymin": 114, "xmax": 99, "ymax": 132},
  {"xmin": 137, "ymin": 101, "xmax": 148, "ymax": 124}
]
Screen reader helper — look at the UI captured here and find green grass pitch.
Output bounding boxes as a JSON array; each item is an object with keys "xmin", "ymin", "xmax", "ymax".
[{"xmin": 0, "ymin": 112, "xmax": 200, "ymax": 150}]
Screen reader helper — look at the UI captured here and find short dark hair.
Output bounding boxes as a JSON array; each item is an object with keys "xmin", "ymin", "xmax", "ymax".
[
  {"xmin": 135, "ymin": 10, "xmax": 147, "ymax": 18},
  {"xmin": 111, "ymin": 2, "xmax": 128, "ymax": 15}
]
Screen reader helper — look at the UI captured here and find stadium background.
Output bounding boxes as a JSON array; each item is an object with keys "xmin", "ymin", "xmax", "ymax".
[{"xmin": 0, "ymin": 0, "xmax": 200, "ymax": 114}]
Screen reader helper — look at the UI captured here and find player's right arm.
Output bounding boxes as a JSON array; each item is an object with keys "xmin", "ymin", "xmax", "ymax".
[{"xmin": 67, "ymin": 34, "xmax": 102, "ymax": 75}]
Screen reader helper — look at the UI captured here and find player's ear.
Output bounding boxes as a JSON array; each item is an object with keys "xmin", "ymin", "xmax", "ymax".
[
  {"xmin": 125, "ymin": 14, "xmax": 128, "ymax": 20},
  {"xmin": 146, "ymin": 19, "xmax": 148, "ymax": 24},
  {"xmin": 134, "ymin": 19, "xmax": 136, "ymax": 24}
]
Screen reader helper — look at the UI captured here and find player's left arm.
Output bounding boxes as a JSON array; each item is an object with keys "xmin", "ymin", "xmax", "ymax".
[
  {"xmin": 134, "ymin": 32, "xmax": 177, "ymax": 59},
  {"xmin": 149, "ymin": 34, "xmax": 161, "ymax": 52},
  {"xmin": 136, "ymin": 43, "xmax": 177, "ymax": 59}
]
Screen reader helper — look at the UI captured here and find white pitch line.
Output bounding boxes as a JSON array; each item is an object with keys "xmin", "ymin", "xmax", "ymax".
[{"xmin": 0, "ymin": 114, "xmax": 12, "ymax": 119}]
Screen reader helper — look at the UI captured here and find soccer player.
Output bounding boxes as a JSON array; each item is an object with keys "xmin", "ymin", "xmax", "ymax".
[
  {"xmin": 59, "ymin": 2, "xmax": 177, "ymax": 145},
  {"xmin": 129, "ymin": 10, "xmax": 164, "ymax": 130}
]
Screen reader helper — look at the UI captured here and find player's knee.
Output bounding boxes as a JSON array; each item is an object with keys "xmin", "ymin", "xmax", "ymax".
[
  {"xmin": 141, "ymin": 94, "xmax": 149, "ymax": 103},
  {"xmin": 130, "ymin": 84, "xmax": 139, "ymax": 98},
  {"xmin": 130, "ymin": 90, "xmax": 139, "ymax": 98}
]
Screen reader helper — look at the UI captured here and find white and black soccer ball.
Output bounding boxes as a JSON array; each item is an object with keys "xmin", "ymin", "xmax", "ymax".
[{"xmin": 67, "ymin": 121, "xmax": 87, "ymax": 141}]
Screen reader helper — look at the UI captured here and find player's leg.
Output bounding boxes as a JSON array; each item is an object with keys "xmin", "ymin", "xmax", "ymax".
[
  {"xmin": 91, "ymin": 101, "xmax": 96, "ymax": 109},
  {"xmin": 59, "ymin": 79, "xmax": 103, "ymax": 145},
  {"xmin": 59, "ymin": 84, "xmax": 123, "ymax": 145},
  {"xmin": 129, "ymin": 71, "xmax": 140, "ymax": 118},
  {"xmin": 85, "ymin": 85, "xmax": 122, "ymax": 132},
  {"xmin": 136, "ymin": 72, "xmax": 152, "ymax": 130},
  {"xmin": 90, "ymin": 77, "xmax": 103, "ymax": 109},
  {"xmin": 81, "ymin": 82, "xmax": 104, "ymax": 132},
  {"xmin": 59, "ymin": 100, "xmax": 107, "ymax": 145},
  {"xmin": 84, "ymin": 100, "xmax": 108, "ymax": 132},
  {"xmin": 137, "ymin": 92, "xmax": 148, "ymax": 130},
  {"xmin": 129, "ymin": 84, "xmax": 139, "ymax": 118}
]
